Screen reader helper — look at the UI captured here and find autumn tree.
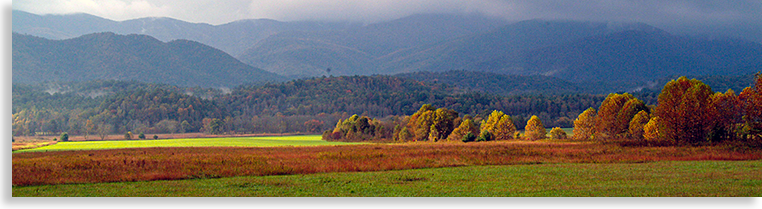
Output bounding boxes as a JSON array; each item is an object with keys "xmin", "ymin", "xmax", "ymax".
[
  {"xmin": 594, "ymin": 93, "xmax": 646, "ymax": 139},
  {"xmin": 431, "ymin": 108, "xmax": 459, "ymax": 141},
  {"xmin": 708, "ymin": 89, "xmax": 743, "ymax": 142},
  {"xmin": 448, "ymin": 119, "xmax": 479, "ymax": 141},
  {"xmin": 573, "ymin": 108, "xmax": 596, "ymax": 141},
  {"xmin": 83, "ymin": 119, "xmax": 94, "ymax": 140},
  {"xmin": 525, "ymin": 115, "xmax": 546, "ymax": 140},
  {"xmin": 480, "ymin": 110, "xmax": 516, "ymax": 141},
  {"xmin": 493, "ymin": 115, "xmax": 517, "ymax": 140},
  {"xmin": 549, "ymin": 127, "xmax": 567, "ymax": 140},
  {"xmin": 404, "ymin": 104, "xmax": 458, "ymax": 142},
  {"xmin": 304, "ymin": 119, "xmax": 325, "ymax": 133},
  {"xmin": 739, "ymin": 73, "xmax": 762, "ymax": 140},
  {"xmin": 628, "ymin": 110, "xmax": 651, "ymax": 141},
  {"xmin": 655, "ymin": 77, "xmax": 714, "ymax": 145},
  {"xmin": 408, "ymin": 104, "xmax": 436, "ymax": 141},
  {"xmin": 643, "ymin": 117, "xmax": 667, "ymax": 143}
]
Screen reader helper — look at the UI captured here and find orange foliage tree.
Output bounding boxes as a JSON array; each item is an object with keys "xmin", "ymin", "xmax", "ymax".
[
  {"xmin": 655, "ymin": 77, "xmax": 714, "ymax": 145},
  {"xmin": 739, "ymin": 73, "xmax": 762, "ymax": 140}
]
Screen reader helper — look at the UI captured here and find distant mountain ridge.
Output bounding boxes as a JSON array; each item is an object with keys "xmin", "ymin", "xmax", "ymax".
[
  {"xmin": 12, "ymin": 32, "xmax": 285, "ymax": 87},
  {"xmin": 14, "ymin": 10, "xmax": 762, "ymax": 93},
  {"xmin": 242, "ymin": 19, "xmax": 762, "ymax": 91},
  {"xmin": 12, "ymin": 10, "xmax": 359, "ymax": 57}
]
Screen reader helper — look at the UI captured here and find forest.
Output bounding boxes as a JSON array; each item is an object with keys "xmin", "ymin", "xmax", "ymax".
[
  {"xmin": 12, "ymin": 73, "xmax": 762, "ymax": 146},
  {"xmin": 325, "ymin": 74, "xmax": 762, "ymax": 146}
]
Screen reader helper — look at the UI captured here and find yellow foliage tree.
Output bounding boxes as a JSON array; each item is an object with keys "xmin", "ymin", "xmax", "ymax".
[
  {"xmin": 573, "ymin": 108, "xmax": 596, "ymax": 141},
  {"xmin": 525, "ymin": 115, "xmax": 546, "ymax": 140}
]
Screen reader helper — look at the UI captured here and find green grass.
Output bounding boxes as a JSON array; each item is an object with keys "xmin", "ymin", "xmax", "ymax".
[
  {"xmin": 13, "ymin": 160, "xmax": 761, "ymax": 197},
  {"xmin": 13, "ymin": 135, "xmax": 365, "ymax": 153}
]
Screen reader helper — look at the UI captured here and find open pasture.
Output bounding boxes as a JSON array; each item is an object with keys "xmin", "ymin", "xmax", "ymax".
[
  {"xmin": 13, "ymin": 140, "xmax": 762, "ymax": 187},
  {"xmin": 13, "ymin": 135, "xmax": 365, "ymax": 153},
  {"xmin": 13, "ymin": 160, "xmax": 762, "ymax": 197}
]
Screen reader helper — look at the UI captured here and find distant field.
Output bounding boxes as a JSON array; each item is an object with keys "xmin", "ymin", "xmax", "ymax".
[{"xmin": 13, "ymin": 135, "xmax": 365, "ymax": 153}]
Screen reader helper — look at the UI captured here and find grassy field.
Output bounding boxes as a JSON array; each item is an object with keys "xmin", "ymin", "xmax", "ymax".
[
  {"xmin": 12, "ymin": 133, "xmax": 762, "ymax": 197},
  {"xmin": 13, "ymin": 135, "xmax": 366, "ymax": 153},
  {"xmin": 13, "ymin": 160, "xmax": 761, "ymax": 197}
]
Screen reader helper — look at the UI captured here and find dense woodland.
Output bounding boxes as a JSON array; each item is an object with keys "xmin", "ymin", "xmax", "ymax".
[
  {"xmin": 12, "ymin": 75, "xmax": 604, "ymax": 138},
  {"xmin": 12, "ymin": 73, "xmax": 762, "ymax": 146},
  {"xmin": 325, "ymin": 74, "xmax": 762, "ymax": 146}
]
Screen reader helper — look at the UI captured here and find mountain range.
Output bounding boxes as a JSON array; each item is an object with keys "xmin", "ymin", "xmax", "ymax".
[
  {"xmin": 13, "ymin": 10, "xmax": 762, "ymax": 93},
  {"xmin": 12, "ymin": 32, "xmax": 284, "ymax": 87}
]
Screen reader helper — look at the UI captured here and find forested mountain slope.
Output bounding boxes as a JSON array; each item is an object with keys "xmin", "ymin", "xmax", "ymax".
[{"xmin": 12, "ymin": 33, "xmax": 285, "ymax": 87}]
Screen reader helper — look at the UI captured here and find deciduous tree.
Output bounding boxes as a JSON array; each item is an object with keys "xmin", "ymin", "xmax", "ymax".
[
  {"xmin": 655, "ymin": 77, "xmax": 714, "ymax": 144},
  {"xmin": 739, "ymin": 73, "xmax": 762, "ymax": 140},
  {"xmin": 573, "ymin": 108, "xmax": 596, "ymax": 141},
  {"xmin": 595, "ymin": 93, "xmax": 633, "ymax": 139},
  {"xmin": 549, "ymin": 127, "xmax": 567, "ymax": 140},
  {"xmin": 525, "ymin": 115, "xmax": 546, "ymax": 140},
  {"xmin": 448, "ymin": 119, "xmax": 478, "ymax": 141},
  {"xmin": 628, "ymin": 110, "xmax": 650, "ymax": 141},
  {"xmin": 492, "ymin": 115, "xmax": 517, "ymax": 140}
]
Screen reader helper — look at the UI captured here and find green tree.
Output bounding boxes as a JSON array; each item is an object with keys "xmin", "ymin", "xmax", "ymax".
[
  {"xmin": 59, "ymin": 132, "xmax": 69, "ymax": 142},
  {"xmin": 462, "ymin": 132, "xmax": 476, "ymax": 143},
  {"xmin": 138, "ymin": 132, "xmax": 146, "ymax": 140},
  {"xmin": 180, "ymin": 120, "xmax": 191, "ymax": 133},
  {"xmin": 477, "ymin": 130, "xmax": 492, "ymax": 142},
  {"xmin": 525, "ymin": 115, "xmax": 546, "ymax": 140}
]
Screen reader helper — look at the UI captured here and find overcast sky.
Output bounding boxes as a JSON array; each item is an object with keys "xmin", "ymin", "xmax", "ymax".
[{"xmin": 11, "ymin": 0, "xmax": 762, "ymax": 40}]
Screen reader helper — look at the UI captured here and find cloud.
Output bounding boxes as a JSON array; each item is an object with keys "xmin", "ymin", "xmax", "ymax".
[
  {"xmin": 13, "ymin": 0, "xmax": 172, "ymax": 20},
  {"xmin": 12, "ymin": 0, "xmax": 762, "ymax": 28}
]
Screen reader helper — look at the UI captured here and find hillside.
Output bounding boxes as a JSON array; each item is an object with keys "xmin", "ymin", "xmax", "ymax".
[
  {"xmin": 237, "ymin": 14, "xmax": 509, "ymax": 77},
  {"xmin": 241, "ymin": 19, "xmax": 762, "ymax": 91},
  {"xmin": 12, "ymin": 33, "xmax": 285, "ymax": 87},
  {"xmin": 12, "ymin": 10, "xmax": 356, "ymax": 57},
  {"xmin": 382, "ymin": 20, "xmax": 762, "ymax": 86},
  {"xmin": 394, "ymin": 71, "xmax": 585, "ymax": 95}
]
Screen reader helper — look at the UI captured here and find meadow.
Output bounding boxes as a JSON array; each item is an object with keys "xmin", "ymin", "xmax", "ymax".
[
  {"xmin": 13, "ymin": 160, "xmax": 762, "ymax": 197},
  {"xmin": 12, "ymin": 133, "xmax": 762, "ymax": 197},
  {"xmin": 13, "ymin": 135, "xmax": 366, "ymax": 153}
]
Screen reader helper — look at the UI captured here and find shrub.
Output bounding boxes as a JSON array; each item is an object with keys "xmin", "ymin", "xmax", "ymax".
[
  {"xmin": 461, "ymin": 132, "xmax": 476, "ymax": 143},
  {"xmin": 153, "ymin": 135, "xmax": 158, "ymax": 140},
  {"xmin": 477, "ymin": 130, "xmax": 493, "ymax": 142},
  {"xmin": 549, "ymin": 127, "xmax": 567, "ymax": 140},
  {"xmin": 124, "ymin": 132, "xmax": 132, "ymax": 140},
  {"xmin": 59, "ymin": 132, "xmax": 69, "ymax": 142},
  {"xmin": 138, "ymin": 132, "xmax": 146, "ymax": 140}
]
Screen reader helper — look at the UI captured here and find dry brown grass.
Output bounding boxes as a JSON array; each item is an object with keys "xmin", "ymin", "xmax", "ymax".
[{"xmin": 12, "ymin": 140, "xmax": 762, "ymax": 187}]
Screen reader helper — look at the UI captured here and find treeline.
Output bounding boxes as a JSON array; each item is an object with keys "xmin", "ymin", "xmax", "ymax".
[
  {"xmin": 573, "ymin": 74, "xmax": 762, "ymax": 145},
  {"xmin": 13, "ymin": 75, "xmax": 604, "ymax": 138},
  {"xmin": 324, "ymin": 73, "xmax": 762, "ymax": 146},
  {"xmin": 323, "ymin": 104, "xmax": 560, "ymax": 143}
]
